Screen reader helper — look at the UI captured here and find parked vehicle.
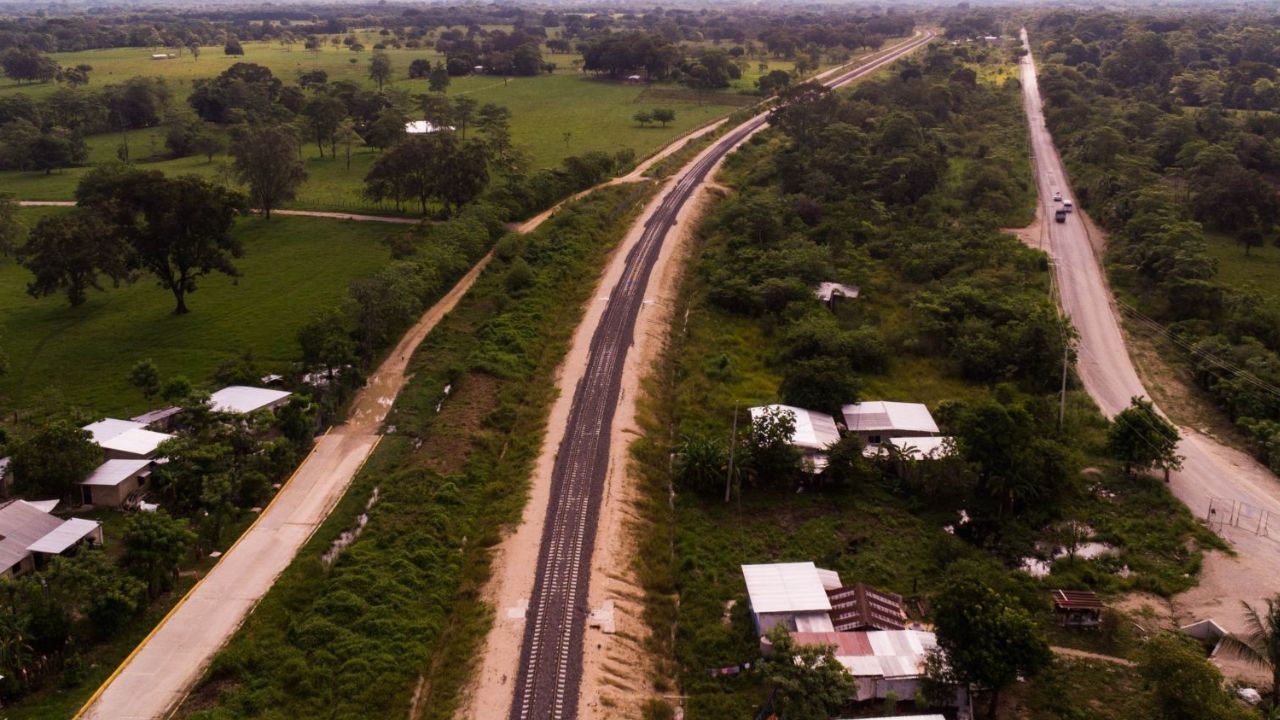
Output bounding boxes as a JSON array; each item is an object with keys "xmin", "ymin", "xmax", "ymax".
[{"xmin": 1055, "ymin": 209, "xmax": 1067, "ymax": 223}]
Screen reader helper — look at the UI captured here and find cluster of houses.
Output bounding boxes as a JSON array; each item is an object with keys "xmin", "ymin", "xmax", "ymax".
[
  {"xmin": 749, "ymin": 400, "xmax": 952, "ymax": 474},
  {"xmin": 743, "ymin": 561, "xmax": 968, "ymax": 712},
  {"xmin": 0, "ymin": 385, "xmax": 292, "ymax": 580}
]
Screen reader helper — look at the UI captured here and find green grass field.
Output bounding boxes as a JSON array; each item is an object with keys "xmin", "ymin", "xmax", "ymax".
[
  {"xmin": 1206, "ymin": 231, "xmax": 1280, "ymax": 302},
  {"xmin": 0, "ymin": 39, "xmax": 779, "ymax": 212},
  {"xmin": 0, "ymin": 211, "xmax": 393, "ymax": 416}
]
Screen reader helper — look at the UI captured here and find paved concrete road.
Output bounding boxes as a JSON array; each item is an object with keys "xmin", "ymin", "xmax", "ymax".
[
  {"xmin": 77, "ymin": 251, "xmax": 494, "ymax": 720},
  {"xmin": 1020, "ymin": 29, "xmax": 1280, "ymax": 643}
]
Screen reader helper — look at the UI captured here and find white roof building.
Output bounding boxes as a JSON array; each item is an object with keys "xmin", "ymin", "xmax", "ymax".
[
  {"xmin": 209, "ymin": 386, "xmax": 292, "ymax": 414},
  {"xmin": 842, "ymin": 402, "xmax": 939, "ymax": 438},
  {"xmin": 0, "ymin": 500, "xmax": 102, "ymax": 578},
  {"xmin": 404, "ymin": 120, "xmax": 454, "ymax": 134},
  {"xmin": 791, "ymin": 629, "xmax": 939, "ymax": 702},
  {"xmin": 814, "ymin": 282, "xmax": 860, "ymax": 303},
  {"xmin": 83, "ymin": 419, "xmax": 172, "ymax": 459},
  {"xmin": 748, "ymin": 405, "xmax": 840, "ymax": 452},
  {"xmin": 82, "ymin": 459, "xmax": 153, "ymax": 488},
  {"xmin": 83, "ymin": 418, "xmax": 148, "ymax": 444},
  {"xmin": 743, "ymin": 562, "xmax": 843, "ymax": 634}
]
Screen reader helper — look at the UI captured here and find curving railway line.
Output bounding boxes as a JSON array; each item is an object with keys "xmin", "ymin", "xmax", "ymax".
[{"xmin": 508, "ymin": 30, "xmax": 934, "ymax": 720}]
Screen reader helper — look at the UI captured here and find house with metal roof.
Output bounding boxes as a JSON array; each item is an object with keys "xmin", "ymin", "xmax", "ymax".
[
  {"xmin": 80, "ymin": 459, "xmax": 154, "ymax": 508},
  {"xmin": 748, "ymin": 405, "xmax": 840, "ymax": 472},
  {"xmin": 790, "ymin": 629, "xmax": 939, "ymax": 702},
  {"xmin": 0, "ymin": 500, "xmax": 103, "ymax": 579},
  {"xmin": 1051, "ymin": 589, "xmax": 1103, "ymax": 628},
  {"xmin": 742, "ymin": 562, "xmax": 842, "ymax": 635},
  {"xmin": 209, "ymin": 386, "xmax": 292, "ymax": 415},
  {"xmin": 842, "ymin": 401, "xmax": 940, "ymax": 447},
  {"xmin": 828, "ymin": 582, "xmax": 908, "ymax": 632},
  {"xmin": 83, "ymin": 419, "xmax": 173, "ymax": 460}
]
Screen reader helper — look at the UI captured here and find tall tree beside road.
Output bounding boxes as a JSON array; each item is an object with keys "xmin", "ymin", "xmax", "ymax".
[
  {"xmin": 1107, "ymin": 396, "xmax": 1182, "ymax": 481},
  {"xmin": 230, "ymin": 125, "xmax": 306, "ymax": 220},
  {"xmin": 77, "ymin": 167, "xmax": 248, "ymax": 314},
  {"xmin": 18, "ymin": 212, "xmax": 129, "ymax": 307},
  {"xmin": 369, "ymin": 51, "xmax": 393, "ymax": 91},
  {"xmin": 10, "ymin": 421, "xmax": 102, "ymax": 500},
  {"xmin": 302, "ymin": 94, "xmax": 346, "ymax": 158},
  {"xmin": 363, "ymin": 133, "xmax": 489, "ymax": 214},
  {"xmin": 121, "ymin": 511, "xmax": 196, "ymax": 597},
  {"xmin": 930, "ymin": 573, "xmax": 1051, "ymax": 719}
]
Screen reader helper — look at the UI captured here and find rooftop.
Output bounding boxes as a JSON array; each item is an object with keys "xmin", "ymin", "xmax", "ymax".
[
  {"xmin": 82, "ymin": 459, "xmax": 153, "ymax": 487},
  {"xmin": 1052, "ymin": 589, "xmax": 1103, "ymax": 610},
  {"xmin": 99, "ymin": 428, "xmax": 173, "ymax": 457},
  {"xmin": 842, "ymin": 401, "xmax": 939, "ymax": 435},
  {"xmin": 209, "ymin": 386, "xmax": 292, "ymax": 414},
  {"xmin": 748, "ymin": 405, "xmax": 840, "ymax": 452},
  {"xmin": 742, "ymin": 562, "xmax": 840, "ymax": 614},
  {"xmin": 27, "ymin": 518, "xmax": 100, "ymax": 555},
  {"xmin": 129, "ymin": 406, "xmax": 182, "ymax": 426},
  {"xmin": 83, "ymin": 418, "xmax": 148, "ymax": 444},
  {"xmin": 0, "ymin": 500, "xmax": 64, "ymax": 573},
  {"xmin": 791, "ymin": 629, "xmax": 936, "ymax": 679},
  {"xmin": 828, "ymin": 582, "xmax": 907, "ymax": 632},
  {"xmin": 814, "ymin": 282, "xmax": 860, "ymax": 302}
]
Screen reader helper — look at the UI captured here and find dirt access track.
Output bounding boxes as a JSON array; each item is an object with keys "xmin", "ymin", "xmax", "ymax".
[{"xmin": 1021, "ymin": 29, "xmax": 1280, "ymax": 683}]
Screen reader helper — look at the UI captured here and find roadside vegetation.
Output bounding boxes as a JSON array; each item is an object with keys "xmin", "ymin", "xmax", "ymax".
[
  {"xmin": 170, "ymin": 181, "xmax": 656, "ymax": 719},
  {"xmin": 630, "ymin": 32, "xmax": 1225, "ymax": 720},
  {"xmin": 1033, "ymin": 13, "xmax": 1280, "ymax": 473}
]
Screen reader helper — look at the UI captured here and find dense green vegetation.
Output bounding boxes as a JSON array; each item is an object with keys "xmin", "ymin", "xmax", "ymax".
[
  {"xmin": 170, "ymin": 181, "xmax": 655, "ymax": 719},
  {"xmin": 630, "ymin": 39, "xmax": 1219, "ymax": 719},
  {"xmin": 1033, "ymin": 14, "xmax": 1280, "ymax": 472}
]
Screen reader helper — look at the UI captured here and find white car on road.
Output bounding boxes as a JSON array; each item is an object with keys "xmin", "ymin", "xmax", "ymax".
[{"xmin": 1053, "ymin": 191, "xmax": 1062, "ymax": 202}]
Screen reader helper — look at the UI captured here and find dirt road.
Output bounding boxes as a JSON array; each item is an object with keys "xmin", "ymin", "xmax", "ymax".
[
  {"xmin": 1020, "ymin": 29, "xmax": 1280, "ymax": 673},
  {"xmin": 17, "ymin": 200, "xmax": 421, "ymax": 224}
]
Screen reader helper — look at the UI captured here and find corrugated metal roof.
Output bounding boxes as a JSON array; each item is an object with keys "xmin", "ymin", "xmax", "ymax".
[
  {"xmin": 748, "ymin": 405, "xmax": 840, "ymax": 451},
  {"xmin": 1052, "ymin": 589, "xmax": 1103, "ymax": 609},
  {"xmin": 83, "ymin": 418, "xmax": 147, "ymax": 443},
  {"xmin": 828, "ymin": 582, "xmax": 907, "ymax": 631},
  {"xmin": 209, "ymin": 386, "xmax": 292, "ymax": 414},
  {"xmin": 129, "ymin": 406, "xmax": 181, "ymax": 425},
  {"xmin": 99, "ymin": 428, "xmax": 172, "ymax": 457},
  {"xmin": 742, "ymin": 562, "xmax": 836, "ymax": 614},
  {"xmin": 0, "ymin": 500, "xmax": 63, "ymax": 573},
  {"xmin": 794, "ymin": 612, "xmax": 836, "ymax": 633},
  {"xmin": 27, "ymin": 518, "xmax": 100, "ymax": 555},
  {"xmin": 842, "ymin": 402, "xmax": 939, "ymax": 434},
  {"xmin": 792, "ymin": 629, "xmax": 936, "ymax": 679},
  {"xmin": 82, "ymin": 459, "xmax": 152, "ymax": 487}
]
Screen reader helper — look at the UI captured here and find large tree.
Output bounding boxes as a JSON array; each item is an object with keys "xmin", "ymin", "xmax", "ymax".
[
  {"xmin": 302, "ymin": 94, "xmax": 347, "ymax": 158},
  {"xmin": 121, "ymin": 510, "xmax": 196, "ymax": 596},
  {"xmin": 0, "ymin": 47, "xmax": 59, "ymax": 84},
  {"xmin": 1138, "ymin": 633, "xmax": 1254, "ymax": 720},
  {"xmin": 230, "ymin": 125, "xmax": 307, "ymax": 220},
  {"xmin": 368, "ymin": 51, "xmax": 393, "ymax": 91},
  {"xmin": 757, "ymin": 626, "xmax": 856, "ymax": 720},
  {"xmin": 930, "ymin": 573, "xmax": 1051, "ymax": 719},
  {"xmin": 10, "ymin": 420, "xmax": 102, "ymax": 500},
  {"xmin": 77, "ymin": 167, "xmax": 247, "ymax": 314},
  {"xmin": 1107, "ymin": 396, "xmax": 1182, "ymax": 481},
  {"xmin": 18, "ymin": 212, "xmax": 129, "ymax": 306}
]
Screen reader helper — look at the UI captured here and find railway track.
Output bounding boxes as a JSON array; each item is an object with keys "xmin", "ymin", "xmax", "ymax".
[{"xmin": 508, "ymin": 30, "xmax": 934, "ymax": 720}]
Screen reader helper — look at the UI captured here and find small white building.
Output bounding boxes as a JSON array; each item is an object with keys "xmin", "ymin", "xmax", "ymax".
[
  {"xmin": 209, "ymin": 386, "xmax": 292, "ymax": 415},
  {"xmin": 0, "ymin": 500, "xmax": 103, "ymax": 579},
  {"xmin": 842, "ymin": 401, "xmax": 939, "ymax": 447},
  {"xmin": 814, "ymin": 282, "xmax": 860, "ymax": 307},
  {"xmin": 80, "ymin": 459, "xmax": 154, "ymax": 508},
  {"xmin": 83, "ymin": 419, "xmax": 173, "ymax": 460},
  {"xmin": 151, "ymin": 52, "xmax": 177, "ymax": 60},
  {"xmin": 742, "ymin": 561, "xmax": 842, "ymax": 635},
  {"xmin": 749, "ymin": 404, "xmax": 840, "ymax": 471},
  {"xmin": 404, "ymin": 120, "xmax": 455, "ymax": 134}
]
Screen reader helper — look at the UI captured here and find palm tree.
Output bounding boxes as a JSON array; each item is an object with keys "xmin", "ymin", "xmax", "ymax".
[{"xmin": 1219, "ymin": 596, "xmax": 1280, "ymax": 707}]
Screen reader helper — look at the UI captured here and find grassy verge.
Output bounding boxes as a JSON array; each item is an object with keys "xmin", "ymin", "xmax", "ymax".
[
  {"xmin": 169, "ymin": 181, "xmax": 658, "ymax": 720},
  {"xmin": 0, "ymin": 214, "xmax": 395, "ymax": 415}
]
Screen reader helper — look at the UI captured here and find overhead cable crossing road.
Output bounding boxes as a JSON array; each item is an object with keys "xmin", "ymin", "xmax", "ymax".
[{"xmin": 508, "ymin": 30, "xmax": 934, "ymax": 720}]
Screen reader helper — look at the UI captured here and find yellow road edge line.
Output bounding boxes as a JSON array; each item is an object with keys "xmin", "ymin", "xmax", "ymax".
[{"xmin": 72, "ymin": 425, "xmax": 335, "ymax": 719}]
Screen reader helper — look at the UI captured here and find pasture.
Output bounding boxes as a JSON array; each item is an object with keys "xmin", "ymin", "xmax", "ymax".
[
  {"xmin": 0, "ymin": 210, "xmax": 394, "ymax": 415},
  {"xmin": 0, "ymin": 39, "xmax": 789, "ymax": 212},
  {"xmin": 1206, "ymin": 231, "xmax": 1280, "ymax": 304}
]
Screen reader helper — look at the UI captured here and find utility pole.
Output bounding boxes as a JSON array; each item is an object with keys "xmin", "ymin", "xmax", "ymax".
[{"xmin": 725, "ymin": 404, "xmax": 738, "ymax": 504}]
